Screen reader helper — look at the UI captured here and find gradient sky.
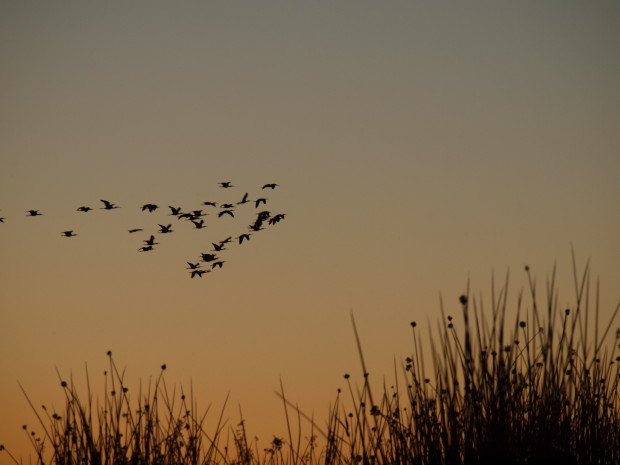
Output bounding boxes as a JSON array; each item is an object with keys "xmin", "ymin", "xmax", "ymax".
[{"xmin": 1, "ymin": 1, "xmax": 619, "ymax": 460}]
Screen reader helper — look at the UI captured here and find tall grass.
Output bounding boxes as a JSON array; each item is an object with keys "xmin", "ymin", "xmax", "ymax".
[{"xmin": 3, "ymin": 254, "xmax": 619, "ymax": 464}]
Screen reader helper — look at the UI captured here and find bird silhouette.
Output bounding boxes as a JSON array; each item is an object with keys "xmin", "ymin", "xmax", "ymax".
[
  {"xmin": 249, "ymin": 223, "xmax": 264, "ymax": 232},
  {"xmin": 269, "ymin": 213, "xmax": 286, "ymax": 225},
  {"xmin": 190, "ymin": 269, "xmax": 209, "ymax": 278},
  {"xmin": 212, "ymin": 261, "xmax": 225, "ymax": 269},
  {"xmin": 238, "ymin": 233, "xmax": 251, "ymax": 244},
  {"xmin": 141, "ymin": 204, "xmax": 158, "ymax": 212},
  {"xmin": 76, "ymin": 206, "xmax": 92, "ymax": 212},
  {"xmin": 168, "ymin": 206, "xmax": 182, "ymax": 216},
  {"xmin": 237, "ymin": 193, "xmax": 250, "ymax": 205},
  {"xmin": 158, "ymin": 224, "xmax": 173, "ymax": 233},
  {"xmin": 220, "ymin": 203, "xmax": 234, "ymax": 209},
  {"xmin": 202, "ymin": 201, "xmax": 217, "ymax": 207},
  {"xmin": 212, "ymin": 242, "xmax": 226, "ymax": 252},
  {"xmin": 219, "ymin": 236, "xmax": 232, "ymax": 244},
  {"xmin": 219, "ymin": 181, "xmax": 234, "ymax": 188},
  {"xmin": 143, "ymin": 235, "xmax": 159, "ymax": 246},
  {"xmin": 218, "ymin": 209, "xmax": 234, "ymax": 218},
  {"xmin": 61, "ymin": 230, "xmax": 77, "ymax": 237},
  {"xmin": 26, "ymin": 210, "xmax": 43, "ymax": 216},
  {"xmin": 255, "ymin": 198, "xmax": 267, "ymax": 207},
  {"xmin": 138, "ymin": 245, "xmax": 154, "ymax": 252},
  {"xmin": 200, "ymin": 253, "xmax": 218, "ymax": 262},
  {"xmin": 128, "ymin": 228, "xmax": 143, "ymax": 233},
  {"xmin": 0, "ymin": 217, "xmax": 5, "ymax": 223},
  {"xmin": 191, "ymin": 219, "xmax": 206, "ymax": 229},
  {"xmin": 100, "ymin": 200, "xmax": 119, "ymax": 210},
  {"xmin": 262, "ymin": 183, "xmax": 278, "ymax": 189},
  {"xmin": 186, "ymin": 262, "xmax": 201, "ymax": 269}
]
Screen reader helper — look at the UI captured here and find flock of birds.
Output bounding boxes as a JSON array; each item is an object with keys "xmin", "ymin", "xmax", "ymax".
[{"xmin": 0, "ymin": 182, "xmax": 286, "ymax": 279}]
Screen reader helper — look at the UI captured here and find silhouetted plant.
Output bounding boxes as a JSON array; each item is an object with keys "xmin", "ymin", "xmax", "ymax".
[{"xmin": 3, "ymin": 250, "xmax": 619, "ymax": 464}]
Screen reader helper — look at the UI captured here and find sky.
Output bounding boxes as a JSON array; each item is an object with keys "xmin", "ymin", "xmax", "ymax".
[{"xmin": 1, "ymin": 1, "xmax": 619, "ymax": 460}]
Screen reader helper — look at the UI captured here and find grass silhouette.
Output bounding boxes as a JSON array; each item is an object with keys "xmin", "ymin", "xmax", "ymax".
[{"xmin": 3, "ymin": 252, "xmax": 619, "ymax": 464}]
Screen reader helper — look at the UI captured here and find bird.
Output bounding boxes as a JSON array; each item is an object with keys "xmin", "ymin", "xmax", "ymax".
[
  {"xmin": 262, "ymin": 183, "xmax": 278, "ymax": 189},
  {"xmin": 211, "ymin": 261, "xmax": 225, "ymax": 269},
  {"xmin": 143, "ymin": 235, "xmax": 159, "ymax": 246},
  {"xmin": 138, "ymin": 245, "xmax": 154, "ymax": 252},
  {"xmin": 100, "ymin": 200, "xmax": 119, "ymax": 210},
  {"xmin": 238, "ymin": 233, "xmax": 251, "ymax": 244},
  {"xmin": 249, "ymin": 222, "xmax": 264, "ymax": 232},
  {"xmin": 26, "ymin": 210, "xmax": 43, "ymax": 216},
  {"xmin": 219, "ymin": 181, "xmax": 234, "ymax": 188},
  {"xmin": 190, "ymin": 269, "xmax": 209, "ymax": 278},
  {"xmin": 256, "ymin": 211, "xmax": 270, "ymax": 221},
  {"xmin": 168, "ymin": 206, "xmax": 182, "ymax": 216},
  {"xmin": 219, "ymin": 236, "xmax": 233, "ymax": 244},
  {"xmin": 202, "ymin": 201, "xmax": 217, "ymax": 207},
  {"xmin": 61, "ymin": 230, "xmax": 77, "ymax": 237},
  {"xmin": 76, "ymin": 206, "xmax": 92, "ymax": 212},
  {"xmin": 254, "ymin": 198, "xmax": 267, "ymax": 207},
  {"xmin": 186, "ymin": 262, "xmax": 201, "ymax": 269},
  {"xmin": 269, "ymin": 213, "xmax": 286, "ymax": 225},
  {"xmin": 212, "ymin": 242, "xmax": 226, "ymax": 252},
  {"xmin": 128, "ymin": 228, "xmax": 143, "ymax": 233},
  {"xmin": 200, "ymin": 253, "xmax": 218, "ymax": 262},
  {"xmin": 191, "ymin": 219, "xmax": 205, "ymax": 229},
  {"xmin": 218, "ymin": 210, "xmax": 234, "ymax": 218},
  {"xmin": 220, "ymin": 203, "xmax": 234, "ymax": 209},
  {"xmin": 141, "ymin": 204, "xmax": 158, "ymax": 212},
  {"xmin": 237, "ymin": 193, "xmax": 250, "ymax": 205},
  {"xmin": 0, "ymin": 217, "xmax": 5, "ymax": 223},
  {"xmin": 158, "ymin": 224, "xmax": 173, "ymax": 233}
]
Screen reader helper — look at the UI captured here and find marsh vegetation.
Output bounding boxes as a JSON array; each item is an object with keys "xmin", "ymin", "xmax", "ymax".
[{"xmin": 3, "ymin": 255, "xmax": 619, "ymax": 465}]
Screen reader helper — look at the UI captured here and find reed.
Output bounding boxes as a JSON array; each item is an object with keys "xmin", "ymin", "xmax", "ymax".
[{"xmin": 3, "ymin": 253, "xmax": 619, "ymax": 464}]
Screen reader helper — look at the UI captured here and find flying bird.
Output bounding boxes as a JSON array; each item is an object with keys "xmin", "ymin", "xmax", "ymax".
[
  {"xmin": 158, "ymin": 224, "xmax": 173, "ymax": 234},
  {"xmin": 218, "ymin": 209, "xmax": 234, "ymax": 218},
  {"xmin": 100, "ymin": 200, "xmax": 119, "ymax": 210},
  {"xmin": 219, "ymin": 236, "xmax": 233, "ymax": 244},
  {"xmin": 138, "ymin": 245, "xmax": 154, "ymax": 252},
  {"xmin": 61, "ymin": 230, "xmax": 77, "ymax": 237},
  {"xmin": 26, "ymin": 210, "xmax": 43, "ymax": 216},
  {"xmin": 202, "ymin": 201, "xmax": 217, "ymax": 207},
  {"xmin": 237, "ymin": 193, "xmax": 250, "ymax": 205},
  {"xmin": 219, "ymin": 181, "xmax": 234, "ymax": 188},
  {"xmin": 211, "ymin": 261, "xmax": 225, "ymax": 269},
  {"xmin": 237, "ymin": 233, "xmax": 251, "ymax": 244},
  {"xmin": 186, "ymin": 262, "xmax": 201, "ymax": 270},
  {"xmin": 254, "ymin": 198, "xmax": 267, "ymax": 207},
  {"xmin": 212, "ymin": 242, "xmax": 226, "ymax": 252},
  {"xmin": 200, "ymin": 253, "xmax": 218, "ymax": 262},
  {"xmin": 269, "ymin": 213, "xmax": 286, "ymax": 225},
  {"xmin": 76, "ymin": 206, "xmax": 92, "ymax": 212},
  {"xmin": 262, "ymin": 183, "xmax": 278, "ymax": 189},
  {"xmin": 128, "ymin": 228, "xmax": 143, "ymax": 233},
  {"xmin": 191, "ymin": 219, "xmax": 206, "ymax": 229},
  {"xmin": 141, "ymin": 204, "xmax": 158, "ymax": 212},
  {"xmin": 168, "ymin": 206, "xmax": 182, "ymax": 216},
  {"xmin": 190, "ymin": 269, "xmax": 209, "ymax": 278},
  {"xmin": 143, "ymin": 235, "xmax": 159, "ymax": 246}
]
